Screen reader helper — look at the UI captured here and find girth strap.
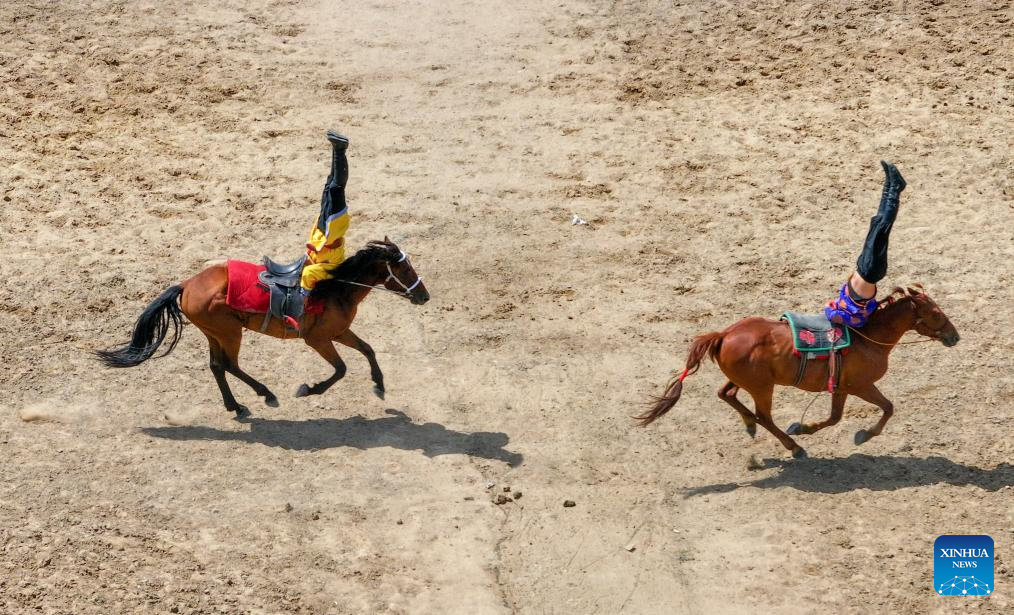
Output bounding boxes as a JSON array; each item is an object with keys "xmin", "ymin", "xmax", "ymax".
[
  {"xmin": 257, "ymin": 312, "xmax": 304, "ymax": 337},
  {"xmin": 793, "ymin": 352, "xmax": 810, "ymax": 387},
  {"xmin": 793, "ymin": 350, "xmax": 845, "ymax": 393},
  {"xmin": 828, "ymin": 349, "xmax": 839, "ymax": 393}
]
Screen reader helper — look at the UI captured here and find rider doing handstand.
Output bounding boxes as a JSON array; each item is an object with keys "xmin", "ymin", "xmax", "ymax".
[
  {"xmin": 824, "ymin": 161, "xmax": 906, "ymax": 327},
  {"xmin": 284, "ymin": 130, "xmax": 351, "ymax": 328}
]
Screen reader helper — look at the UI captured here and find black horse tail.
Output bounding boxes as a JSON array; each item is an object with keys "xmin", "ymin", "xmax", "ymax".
[{"xmin": 96, "ymin": 285, "xmax": 185, "ymax": 368}]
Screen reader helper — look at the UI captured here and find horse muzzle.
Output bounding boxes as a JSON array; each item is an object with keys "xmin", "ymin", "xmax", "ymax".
[
  {"xmin": 941, "ymin": 333, "xmax": 960, "ymax": 347},
  {"xmin": 410, "ymin": 288, "xmax": 430, "ymax": 305}
]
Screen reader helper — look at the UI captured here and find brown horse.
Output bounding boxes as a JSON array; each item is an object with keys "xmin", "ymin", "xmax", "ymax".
[
  {"xmin": 97, "ymin": 238, "xmax": 429, "ymax": 416},
  {"xmin": 637, "ymin": 286, "xmax": 959, "ymax": 458}
]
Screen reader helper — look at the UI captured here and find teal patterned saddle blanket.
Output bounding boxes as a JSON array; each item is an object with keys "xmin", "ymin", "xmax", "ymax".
[{"xmin": 780, "ymin": 312, "xmax": 851, "ymax": 354}]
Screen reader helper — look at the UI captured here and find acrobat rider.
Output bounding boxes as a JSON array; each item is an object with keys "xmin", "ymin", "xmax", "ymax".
[
  {"xmin": 825, "ymin": 161, "xmax": 906, "ymax": 327},
  {"xmin": 287, "ymin": 130, "xmax": 352, "ymax": 325}
]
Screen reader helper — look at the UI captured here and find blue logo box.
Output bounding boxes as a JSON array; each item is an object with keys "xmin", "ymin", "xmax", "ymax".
[{"xmin": 934, "ymin": 535, "xmax": 994, "ymax": 596}]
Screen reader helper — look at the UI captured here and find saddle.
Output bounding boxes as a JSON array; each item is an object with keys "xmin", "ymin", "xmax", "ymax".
[
  {"xmin": 258, "ymin": 255, "xmax": 308, "ymax": 333},
  {"xmin": 780, "ymin": 312, "xmax": 852, "ymax": 392}
]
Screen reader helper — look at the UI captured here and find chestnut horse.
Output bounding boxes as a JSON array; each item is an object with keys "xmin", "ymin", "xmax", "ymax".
[
  {"xmin": 97, "ymin": 238, "xmax": 429, "ymax": 417},
  {"xmin": 637, "ymin": 287, "xmax": 959, "ymax": 458}
]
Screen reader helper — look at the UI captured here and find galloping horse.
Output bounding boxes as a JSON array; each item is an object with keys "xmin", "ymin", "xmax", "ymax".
[
  {"xmin": 637, "ymin": 287, "xmax": 959, "ymax": 458},
  {"xmin": 97, "ymin": 238, "xmax": 429, "ymax": 416}
]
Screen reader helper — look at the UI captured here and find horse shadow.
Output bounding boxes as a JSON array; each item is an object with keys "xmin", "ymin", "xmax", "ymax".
[
  {"xmin": 141, "ymin": 408, "xmax": 523, "ymax": 467},
  {"xmin": 683, "ymin": 454, "xmax": 1014, "ymax": 497}
]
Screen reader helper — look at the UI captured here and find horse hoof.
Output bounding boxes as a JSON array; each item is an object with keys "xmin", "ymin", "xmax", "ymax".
[
  {"xmin": 792, "ymin": 447, "xmax": 808, "ymax": 460},
  {"xmin": 295, "ymin": 384, "xmax": 311, "ymax": 398},
  {"xmin": 264, "ymin": 395, "xmax": 279, "ymax": 408},
  {"xmin": 373, "ymin": 385, "xmax": 385, "ymax": 400},
  {"xmin": 786, "ymin": 422, "xmax": 802, "ymax": 436},
  {"xmin": 745, "ymin": 423, "xmax": 756, "ymax": 438},
  {"xmin": 233, "ymin": 405, "xmax": 250, "ymax": 419},
  {"xmin": 854, "ymin": 430, "xmax": 870, "ymax": 445}
]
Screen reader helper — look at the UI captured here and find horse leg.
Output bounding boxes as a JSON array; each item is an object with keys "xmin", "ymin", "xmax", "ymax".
[
  {"xmin": 716, "ymin": 380, "xmax": 757, "ymax": 438},
  {"xmin": 218, "ymin": 332, "xmax": 278, "ymax": 408},
  {"xmin": 205, "ymin": 335, "xmax": 248, "ymax": 417},
  {"xmin": 749, "ymin": 386, "xmax": 807, "ymax": 459},
  {"xmin": 849, "ymin": 384, "xmax": 894, "ymax": 445},
  {"xmin": 295, "ymin": 336, "xmax": 347, "ymax": 397},
  {"xmin": 786, "ymin": 391, "xmax": 847, "ymax": 436},
  {"xmin": 335, "ymin": 329, "xmax": 385, "ymax": 399}
]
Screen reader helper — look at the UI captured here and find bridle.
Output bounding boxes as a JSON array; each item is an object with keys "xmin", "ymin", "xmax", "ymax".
[
  {"xmin": 912, "ymin": 315, "xmax": 950, "ymax": 341},
  {"xmin": 335, "ymin": 251, "xmax": 423, "ymax": 299},
  {"xmin": 384, "ymin": 251, "xmax": 424, "ymax": 295},
  {"xmin": 847, "ymin": 301, "xmax": 948, "ymax": 347}
]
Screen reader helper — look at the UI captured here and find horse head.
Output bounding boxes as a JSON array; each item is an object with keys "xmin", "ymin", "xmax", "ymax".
[
  {"xmin": 312, "ymin": 238, "xmax": 430, "ymax": 305},
  {"xmin": 902, "ymin": 285, "xmax": 960, "ymax": 347},
  {"xmin": 371, "ymin": 237, "xmax": 430, "ymax": 305}
]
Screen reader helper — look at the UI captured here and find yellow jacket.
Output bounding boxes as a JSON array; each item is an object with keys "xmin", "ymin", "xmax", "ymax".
[{"xmin": 300, "ymin": 209, "xmax": 349, "ymax": 291}]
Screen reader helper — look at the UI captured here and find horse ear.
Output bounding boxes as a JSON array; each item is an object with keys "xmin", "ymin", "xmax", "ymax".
[
  {"xmin": 906, "ymin": 286, "xmax": 923, "ymax": 297},
  {"xmin": 384, "ymin": 235, "xmax": 391, "ymax": 243}
]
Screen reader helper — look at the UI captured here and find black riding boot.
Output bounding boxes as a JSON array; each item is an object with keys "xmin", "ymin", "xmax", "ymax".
[
  {"xmin": 878, "ymin": 160, "xmax": 906, "ymax": 210},
  {"xmin": 856, "ymin": 161, "xmax": 905, "ymax": 285},
  {"xmin": 327, "ymin": 130, "xmax": 349, "ymax": 151},
  {"xmin": 316, "ymin": 131, "xmax": 349, "ymax": 233}
]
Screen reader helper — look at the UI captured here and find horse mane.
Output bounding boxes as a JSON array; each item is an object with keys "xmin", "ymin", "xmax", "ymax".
[
  {"xmin": 875, "ymin": 287, "xmax": 908, "ymax": 310},
  {"xmin": 310, "ymin": 240, "xmax": 399, "ymax": 299},
  {"xmin": 873, "ymin": 284, "xmax": 926, "ymax": 315}
]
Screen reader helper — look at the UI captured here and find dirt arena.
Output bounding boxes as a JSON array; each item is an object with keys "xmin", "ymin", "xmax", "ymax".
[{"xmin": 2, "ymin": 1, "xmax": 1012, "ymax": 613}]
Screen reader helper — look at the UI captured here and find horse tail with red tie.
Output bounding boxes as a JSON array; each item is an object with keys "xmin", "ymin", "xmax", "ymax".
[{"xmin": 635, "ymin": 331, "xmax": 724, "ymax": 426}]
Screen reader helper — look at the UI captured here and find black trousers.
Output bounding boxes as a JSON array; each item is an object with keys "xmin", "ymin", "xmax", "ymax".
[
  {"xmin": 855, "ymin": 191, "xmax": 900, "ymax": 285},
  {"xmin": 316, "ymin": 144, "xmax": 348, "ymax": 233}
]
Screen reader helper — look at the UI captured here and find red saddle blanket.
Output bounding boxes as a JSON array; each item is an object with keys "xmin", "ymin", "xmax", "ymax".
[{"xmin": 226, "ymin": 260, "xmax": 324, "ymax": 315}]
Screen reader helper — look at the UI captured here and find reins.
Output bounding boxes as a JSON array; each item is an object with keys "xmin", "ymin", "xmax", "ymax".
[
  {"xmin": 332, "ymin": 251, "xmax": 422, "ymax": 299},
  {"xmin": 844, "ymin": 292, "xmax": 946, "ymax": 347},
  {"xmin": 847, "ymin": 326, "xmax": 936, "ymax": 347},
  {"xmin": 332, "ymin": 278, "xmax": 409, "ymax": 297}
]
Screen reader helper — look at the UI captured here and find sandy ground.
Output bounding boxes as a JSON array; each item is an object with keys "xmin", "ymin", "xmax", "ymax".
[{"xmin": 2, "ymin": 0, "xmax": 1013, "ymax": 613}]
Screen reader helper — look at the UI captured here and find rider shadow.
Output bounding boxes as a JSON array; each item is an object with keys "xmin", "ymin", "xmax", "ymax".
[
  {"xmin": 141, "ymin": 408, "xmax": 523, "ymax": 467},
  {"xmin": 682, "ymin": 454, "xmax": 1014, "ymax": 497}
]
